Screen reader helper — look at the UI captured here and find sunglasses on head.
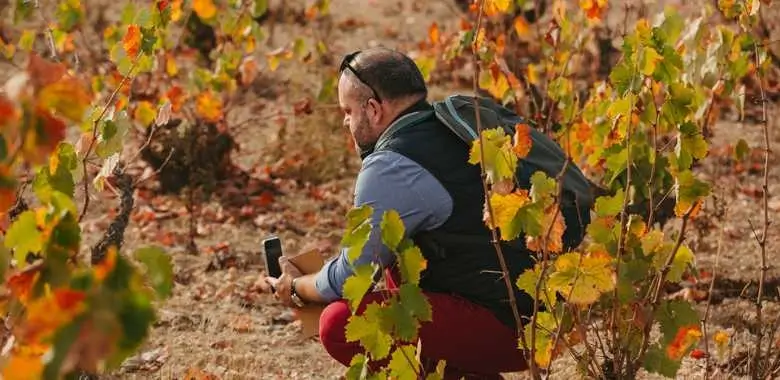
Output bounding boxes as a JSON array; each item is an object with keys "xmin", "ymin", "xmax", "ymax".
[{"xmin": 339, "ymin": 50, "xmax": 381, "ymax": 102}]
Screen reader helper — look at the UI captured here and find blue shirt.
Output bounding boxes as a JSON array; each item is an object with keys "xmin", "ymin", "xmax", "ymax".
[{"xmin": 313, "ymin": 135, "xmax": 454, "ymax": 301}]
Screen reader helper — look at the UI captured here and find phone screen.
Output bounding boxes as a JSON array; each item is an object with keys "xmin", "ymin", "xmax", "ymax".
[{"xmin": 263, "ymin": 236, "xmax": 283, "ymax": 278}]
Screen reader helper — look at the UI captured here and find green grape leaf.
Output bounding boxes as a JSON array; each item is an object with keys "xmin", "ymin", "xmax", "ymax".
[
  {"xmin": 530, "ymin": 171, "xmax": 557, "ymax": 205},
  {"xmin": 253, "ymin": 0, "xmax": 269, "ymax": 17},
  {"xmin": 56, "ymin": 0, "xmax": 83, "ymax": 32},
  {"xmin": 134, "ymin": 246, "xmax": 174, "ymax": 298},
  {"xmin": 343, "ymin": 264, "xmax": 375, "ymax": 312},
  {"xmin": 388, "ymin": 345, "xmax": 420, "ymax": 380},
  {"xmin": 398, "ymin": 243, "xmax": 426, "ymax": 285},
  {"xmin": 643, "ymin": 344, "xmax": 682, "ymax": 378},
  {"xmin": 674, "ymin": 170, "xmax": 711, "ymax": 216},
  {"xmin": 548, "ymin": 252, "xmax": 615, "ymax": 305},
  {"xmin": 468, "ymin": 128, "xmax": 518, "ymax": 184},
  {"xmin": 381, "ymin": 209, "xmax": 405, "ymax": 251},
  {"xmin": 594, "ymin": 189, "xmax": 624, "ymax": 218},
  {"xmin": 5, "ymin": 211, "xmax": 42, "ymax": 266},
  {"xmin": 384, "ymin": 300, "xmax": 419, "ymax": 341},
  {"xmin": 734, "ymin": 139, "xmax": 749, "ymax": 161},
  {"xmin": 654, "ymin": 244, "xmax": 695, "ymax": 283},
  {"xmin": 399, "ymin": 283, "xmax": 432, "ymax": 322},
  {"xmin": 341, "ymin": 205, "xmax": 373, "ymax": 264},
  {"xmin": 96, "ymin": 113, "xmax": 131, "ymax": 159},
  {"xmin": 516, "ymin": 264, "xmax": 557, "ymax": 308},
  {"xmin": 345, "ymin": 302, "xmax": 393, "ymax": 360},
  {"xmin": 655, "ymin": 300, "xmax": 700, "ymax": 346}
]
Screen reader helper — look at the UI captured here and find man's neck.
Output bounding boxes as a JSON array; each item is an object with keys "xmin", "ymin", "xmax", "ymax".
[{"xmin": 359, "ymin": 97, "xmax": 431, "ymax": 159}]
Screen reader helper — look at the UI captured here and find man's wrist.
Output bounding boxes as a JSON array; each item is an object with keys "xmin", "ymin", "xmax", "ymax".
[{"xmin": 290, "ymin": 277, "xmax": 305, "ymax": 307}]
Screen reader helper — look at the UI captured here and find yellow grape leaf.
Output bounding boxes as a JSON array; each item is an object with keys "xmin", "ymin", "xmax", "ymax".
[
  {"xmin": 526, "ymin": 64, "xmax": 539, "ymax": 86},
  {"xmin": 266, "ymin": 48, "xmax": 293, "ymax": 72},
  {"xmin": 18, "ymin": 30, "xmax": 35, "ymax": 52},
  {"xmin": 468, "ymin": 127, "xmax": 517, "ymax": 184},
  {"xmin": 484, "ymin": 0, "xmax": 511, "ymax": 17},
  {"xmin": 196, "ymin": 91, "xmax": 223, "ymax": 123},
  {"xmin": 548, "ymin": 251, "xmax": 615, "ymax": 305},
  {"xmin": 513, "ymin": 123, "xmax": 532, "ymax": 158},
  {"xmin": 414, "ymin": 55, "xmax": 437, "ymax": 82},
  {"xmin": 122, "ymin": 24, "xmax": 140, "ymax": 57},
  {"xmin": 171, "ymin": 0, "xmax": 183, "ymax": 21},
  {"xmin": 134, "ymin": 101, "xmax": 156, "ymax": 127},
  {"xmin": 579, "ymin": 0, "xmax": 608, "ymax": 20},
  {"xmin": 478, "ymin": 68, "xmax": 510, "ymax": 100},
  {"xmin": 526, "ymin": 209, "xmax": 565, "ymax": 253},
  {"xmin": 165, "ymin": 53, "xmax": 178, "ymax": 76},
  {"xmin": 0, "ymin": 38, "xmax": 15, "ymax": 59},
  {"xmin": 641, "ymin": 47, "xmax": 663, "ymax": 76},
  {"xmin": 37, "ymin": 77, "xmax": 92, "ymax": 122},
  {"xmin": 513, "ymin": 16, "xmax": 531, "ymax": 39},
  {"xmin": 488, "ymin": 190, "xmax": 531, "ymax": 240},
  {"xmin": 193, "ymin": 0, "xmax": 217, "ymax": 19}
]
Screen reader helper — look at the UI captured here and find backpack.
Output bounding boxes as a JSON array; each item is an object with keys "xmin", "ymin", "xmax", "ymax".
[{"xmin": 430, "ymin": 94, "xmax": 597, "ymax": 211}]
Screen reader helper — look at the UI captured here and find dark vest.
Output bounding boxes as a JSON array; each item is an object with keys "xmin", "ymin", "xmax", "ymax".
[{"xmin": 368, "ymin": 101, "xmax": 537, "ymax": 329}]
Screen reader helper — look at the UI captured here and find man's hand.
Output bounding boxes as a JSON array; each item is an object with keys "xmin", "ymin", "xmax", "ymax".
[{"xmin": 266, "ymin": 273, "xmax": 295, "ymax": 307}]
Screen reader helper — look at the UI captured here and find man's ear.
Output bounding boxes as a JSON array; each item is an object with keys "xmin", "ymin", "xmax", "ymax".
[{"xmin": 366, "ymin": 98, "xmax": 383, "ymax": 124}]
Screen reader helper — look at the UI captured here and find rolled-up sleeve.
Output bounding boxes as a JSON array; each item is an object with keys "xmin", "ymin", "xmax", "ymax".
[{"xmin": 313, "ymin": 150, "xmax": 452, "ymax": 301}]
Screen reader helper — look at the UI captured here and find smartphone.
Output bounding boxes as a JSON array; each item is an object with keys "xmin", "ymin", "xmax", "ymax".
[{"xmin": 262, "ymin": 235, "xmax": 283, "ymax": 278}]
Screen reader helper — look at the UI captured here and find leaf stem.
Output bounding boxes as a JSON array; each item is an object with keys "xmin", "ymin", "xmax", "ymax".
[
  {"xmin": 78, "ymin": 56, "xmax": 139, "ymax": 223},
  {"xmin": 751, "ymin": 40, "xmax": 771, "ymax": 380},
  {"xmin": 471, "ymin": 0, "xmax": 535, "ymax": 377}
]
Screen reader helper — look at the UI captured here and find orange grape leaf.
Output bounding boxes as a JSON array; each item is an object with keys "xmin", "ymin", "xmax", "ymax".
[
  {"xmin": 513, "ymin": 16, "xmax": 531, "ymax": 39},
  {"xmin": 428, "ymin": 22, "xmax": 440, "ymax": 45},
  {"xmin": 24, "ymin": 109, "xmax": 67, "ymax": 164},
  {"xmin": 94, "ymin": 246, "xmax": 117, "ymax": 282},
  {"xmin": 122, "ymin": 24, "xmax": 141, "ymax": 57},
  {"xmin": 195, "ymin": 91, "xmax": 223, "ymax": 123},
  {"xmin": 666, "ymin": 325, "xmax": 702, "ymax": 360},
  {"xmin": 526, "ymin": 209, "xmax": 565, "ymax": 253},
  {"xmin": 7, "ymin": 270, "xmax": 39, "ymax": 305},
  {"xmin": 0, "ymin": 95, "xmax": 18, "ymax": 127},
  {"xmin": 239, "ymin": 56, "xmax": 259, "ymax": 86},
  {"xmin": 192, "ymin": 0, "xmax": 217, "ymax": 19},
  {"xmin": 165, "ymin": 86, "xmax": 186, "ymax": 112},
  {"xmin": 513, "ymin": 123, "xmax": 532, "ymax": 158},
  {"xmin": 37, "ymin": 77, "xmax": 92, "ymax": 122},
  {"xmin": 3, "ymin": 344, "xmax": 46, "ymax": 380},
  {"xmin": 0, "ymin": 166, "xmax": 15, "ymax": 212},
  {"xmin": 26, "ymin": 53, "xmax": 66, "ymax": 89},
  {"xmin": 579, "ymin": 0, "xmax": 608, "ymax": 21},
  {"xmin": 21, "ymin": 288, "xmax": 86, "ymax": 343}
]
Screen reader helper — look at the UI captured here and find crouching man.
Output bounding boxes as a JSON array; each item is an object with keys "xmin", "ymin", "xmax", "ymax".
[{"xmin": 265, "ymin": 47, "xmax": 587, "ymax": 379}]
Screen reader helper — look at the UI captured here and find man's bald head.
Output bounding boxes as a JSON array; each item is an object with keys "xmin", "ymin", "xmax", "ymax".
[{"xmin": 339, "ymin": 47, "xmax": 428, "ymax": 105}]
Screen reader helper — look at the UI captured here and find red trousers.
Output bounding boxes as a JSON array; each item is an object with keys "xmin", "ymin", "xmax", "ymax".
[{"xmin": 318, "ymin": 271, "xmax": 528, "ymax": 379}]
